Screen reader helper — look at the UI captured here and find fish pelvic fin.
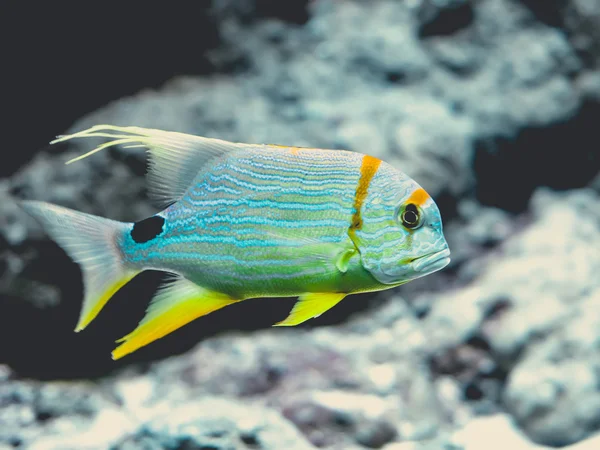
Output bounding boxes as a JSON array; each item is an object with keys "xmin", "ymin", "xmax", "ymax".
[
  {"xmin": 274, "ymin": 292, "xmax": 347, "ymax": 327},
  {"xmin": 51, "ymin": 124, "xmax": 246, "ymax": 208},
  {"xmin": 19, "ymin": 201, "xmax": 139, "ymax": 332},
  {"xmin": 112, "ymin": 277, "xmax": 238, "ymax": 360}
]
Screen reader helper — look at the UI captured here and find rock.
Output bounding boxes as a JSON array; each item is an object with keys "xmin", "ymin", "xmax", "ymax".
[
  {"xmin": 563, "ymin": 0, "xmax": 600, "ymax": 69},
  {"xmin": 281, "ymin": 390, "xmax": 396, "ymax": 448},
  {"xmin": 390, "ymin": 93, "xmax": 475, "ymax": 198},
  {"xmin": 451, "ymin": 414, "xmax": 544, "ymax": 450},
  {"xmin": 0, "ymin": 375, "xmax": 314, "ymax": 450},
  {"xmin": 421, "ymin": 188, "xmax": 600, "ymax": 445},
  {"xmin": 0, "ymin": 377, "xmax": 124, "ymax": 450},
  {"xmin": 423, "ymin": 187, "xmax": 600, "ymax": 353},
  {"xmin": 384, "ymin": 416, "xmax": 600, "ymax": 450},
  {"xmin": 451, "ymin": 415, "xmax": 600, "ymax": 450},
  {"xmin": 569, "ymin": 433, "xmax": 600, "ymax": 450},
  {"xmin": 577, "ymin": 71, "xmax": 600, "ymax": 101},
  {"xmin": 144, "ymin": 325, "xmax": 445, "ymax": 448},
  {"xmin": 114, "ymin": 398, "xmax": 315, "ymax": 450},
  {"xmin": 503, "ymin": 290, "xmax": 600, "ymax": 446}
]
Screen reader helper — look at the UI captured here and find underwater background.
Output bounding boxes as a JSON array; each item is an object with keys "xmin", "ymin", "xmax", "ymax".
[{"xmin": 1, "ymin": 1, "xmax": 600, "ymax": 449}]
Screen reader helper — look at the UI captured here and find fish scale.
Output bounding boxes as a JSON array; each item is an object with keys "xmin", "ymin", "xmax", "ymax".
[{"xmin": 21, "ymin": 125, "xmax": 450, "ymax": 359}]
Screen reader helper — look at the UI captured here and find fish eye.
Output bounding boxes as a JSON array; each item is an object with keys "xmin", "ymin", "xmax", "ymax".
[{"xmin": 400, "ymin": 203, "xmax": 423, "ymax": 229}]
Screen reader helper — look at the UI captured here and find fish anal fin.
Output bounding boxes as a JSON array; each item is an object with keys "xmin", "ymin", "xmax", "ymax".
[
  {"xmin": 274, "ymin": 292, "xmax": 346, "ymax": 327},
  {"xmin": 112, "ymin": 277, "xmax": 237, "ymax": 360}
]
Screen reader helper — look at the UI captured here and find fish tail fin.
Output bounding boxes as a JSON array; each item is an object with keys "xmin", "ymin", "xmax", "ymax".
[{"xmin": 20, "ymin": 201, "xmax": 139, "ymax": 332}]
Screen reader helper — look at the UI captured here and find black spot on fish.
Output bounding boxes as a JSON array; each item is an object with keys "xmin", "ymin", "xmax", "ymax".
[{"xmin": 131, "ymin": 216, "xmax": 165, "ymax": 243}]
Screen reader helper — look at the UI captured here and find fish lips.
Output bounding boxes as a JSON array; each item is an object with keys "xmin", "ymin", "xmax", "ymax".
[{"xmin": 412, "ymin": 248, "xmax": 451, "ymax": 275}]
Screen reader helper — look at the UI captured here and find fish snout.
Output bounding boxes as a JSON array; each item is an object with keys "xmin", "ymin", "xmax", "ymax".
[{"xmin": 412, "ymin": 247, "xmax": 451, "ymax": 274}]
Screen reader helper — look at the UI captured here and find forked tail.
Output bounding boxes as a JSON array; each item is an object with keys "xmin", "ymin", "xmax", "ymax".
[{"xmin": 20, "ymin": 201, "xmax": 139, "ymax": 331}]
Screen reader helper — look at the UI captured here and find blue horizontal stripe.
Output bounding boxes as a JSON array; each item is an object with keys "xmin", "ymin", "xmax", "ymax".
[{"xmin": 184, "ymin": 197, "xmax": 352, "ymax": 214}]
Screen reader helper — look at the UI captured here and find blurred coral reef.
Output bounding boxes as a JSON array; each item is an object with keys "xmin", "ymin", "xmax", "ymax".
[{"xmin": 1, "ymin": 0, "xmax": 600, "ymax": 449}]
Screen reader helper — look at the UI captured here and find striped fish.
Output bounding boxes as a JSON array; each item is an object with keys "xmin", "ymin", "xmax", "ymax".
[{"xmin": 21, "ymin": 125, "xmax": 450, "ymax": 360}]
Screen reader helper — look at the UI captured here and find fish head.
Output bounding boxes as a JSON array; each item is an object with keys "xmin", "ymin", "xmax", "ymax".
[{"xmin": 352, "ymin": 165, "xmax": 450, "ymax": 286}]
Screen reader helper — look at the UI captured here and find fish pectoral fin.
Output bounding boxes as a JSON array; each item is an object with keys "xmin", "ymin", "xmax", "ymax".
[
  {"xmin": 335, "ymin": 248, "xmax": 357, "ymax": 274},
  {"xmin": 273, "ymin": 292, "xmax": 346, "ymax": 327},
  {"xmin": 111, "ymin": 277, "xmax": 237, "ymax": 360}
]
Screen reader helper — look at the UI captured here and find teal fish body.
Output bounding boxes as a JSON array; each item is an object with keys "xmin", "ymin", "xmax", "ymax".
[
  {"xmin": 121, "ymin": 147, "xmax": 371, "ymax": 298},
  {"xmin": 21, "ymin": 125, "xmax": 450, "ymax": 359}
]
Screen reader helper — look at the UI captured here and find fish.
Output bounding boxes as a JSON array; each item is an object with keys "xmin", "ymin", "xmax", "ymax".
[{"xmin": 20, "ymin": 125, "xmax": 450, "ymax": 360}]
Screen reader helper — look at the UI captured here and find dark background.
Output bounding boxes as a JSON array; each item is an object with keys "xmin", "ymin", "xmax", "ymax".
[{"xmin": 1, "ymin": 3, "xmax": 220, "ymax": 177}]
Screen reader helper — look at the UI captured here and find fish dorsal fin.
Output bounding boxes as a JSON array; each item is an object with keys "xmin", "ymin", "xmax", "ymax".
[{"xmin": 51, "ymin": 125, "xmax": 244, "ymax": 208}]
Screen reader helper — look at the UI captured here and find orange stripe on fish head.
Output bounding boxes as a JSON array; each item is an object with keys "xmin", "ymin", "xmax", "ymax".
[
  {"xmin": 406, "ymin": 187, "xmax": 430, "ymax": 207},
  {"xmin": 350, "ymin": 155, "xmax": 382, "ymax": 234}
]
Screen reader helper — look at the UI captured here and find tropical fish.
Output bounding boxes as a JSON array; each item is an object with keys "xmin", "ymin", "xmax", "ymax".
[{"xmin": 21, "ymin": 125, "xmax": 450, "ymax": 360}]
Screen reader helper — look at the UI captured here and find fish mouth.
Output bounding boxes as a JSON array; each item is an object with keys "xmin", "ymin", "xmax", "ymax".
[{"xmin": 412, "ymin": 248, "xmax": 451, "ymax": 274}]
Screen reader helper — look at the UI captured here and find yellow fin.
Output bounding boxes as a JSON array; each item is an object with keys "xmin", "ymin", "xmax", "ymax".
[
  {"xmin": 112, "ymin": 277, "xmax": 237, "ymax": 360},
  {"xmin": 274, "ymin": 292, "xmax": 346, "ymax": 327},
  {"xmin": 77, "ymin": 274, "xmax": 137, "ymax": 332},
  {"xmin": 335, "ymin": 248, "xmax": 357, "ymax": 273}
]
